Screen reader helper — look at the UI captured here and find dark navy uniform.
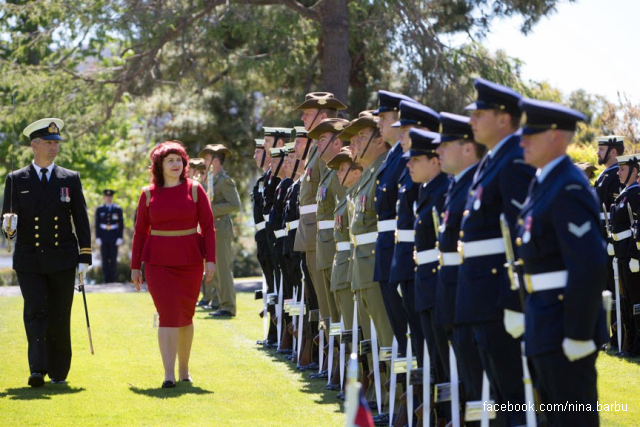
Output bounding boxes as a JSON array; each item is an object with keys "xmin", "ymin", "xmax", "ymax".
[
  {"xmin": 373, "ymin": 91, "xmax": 416, "ymax": 353},
  {"xmin": 95, "ymin": 195, "xmax": 123, "ymax": 283},
  {"xmin": 2, "ymin": 119, "xmax": 92, "ymax": 384},
  {"xmin": 457, "ymin": 79, "xmax": 534, "ymax": 426},
  {"xmin": 516, "ymin": 99, "xmax": 607, "ymax": 427},
  {"xmin": 610, "ymin": 157, "xmax": 640, "ymax": 356}
]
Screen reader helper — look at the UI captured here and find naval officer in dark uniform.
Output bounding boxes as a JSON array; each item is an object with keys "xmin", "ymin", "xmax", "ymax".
[
  {"xmin": 517, "ymin": 98, "xmax": 608, "ymax": 427},
  {"xmin": 95, "ymin": 189, "xmax": 124, "ymax": 283},
  {"xmin": 2, "ymin": 118, "xmax": 92, "ymax": 387}
]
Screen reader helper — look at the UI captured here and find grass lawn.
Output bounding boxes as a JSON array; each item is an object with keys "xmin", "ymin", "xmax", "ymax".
[
  {"xmin": 0, "ymin": 289, "xmax": 639, "ymax": 426},
  {"xmin": 0, "ymin": 290, "xmax": 344, "ymax": 426}
]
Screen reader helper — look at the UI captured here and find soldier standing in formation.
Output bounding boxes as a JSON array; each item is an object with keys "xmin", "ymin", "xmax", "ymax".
[{"xmin": 95, "ymin": 189, "xmax": 124, "ymax": 283}]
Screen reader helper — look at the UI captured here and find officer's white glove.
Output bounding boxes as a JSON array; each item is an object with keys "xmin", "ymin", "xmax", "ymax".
[
  {"xmin": 630, "ymin": 258, "xmax": 640, "ymax": 273},
  {"xmin": 78, "ymin": 263, "xmax": 89, "ymax": 275},
  {"xmin": 2, "ymin": 214, "xmax": 17, "ymax": 235},
  {"xmin": 562, "ymin": 338, "xmax": 596, "ymax": 362},
  {"xmin": 116, "ymin": 238, "xmax": 123, "ymax": 246},
  {"xmin": 95, "ymin": 238, "xmax": 102, "ymax": 246},
  {"xmin": 607, "ymin": 243, "xmax": 615, "ymax": 256},
  {"xmin": 503, "ymin": 309, "xmax": 525, "ymax": 339}
]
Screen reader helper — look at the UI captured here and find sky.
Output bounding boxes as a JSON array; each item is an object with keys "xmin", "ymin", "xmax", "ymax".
[{"xmin": 477, "ymin": 0, "xmax": 639, "ymax": 103}]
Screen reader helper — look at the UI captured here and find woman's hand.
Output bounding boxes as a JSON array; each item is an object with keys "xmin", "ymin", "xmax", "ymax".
[
  {"xmin": 205, "ymin": 262, "xmax": 217, "ymax": 283},
  {"xmin": 131, "ymin": 269, "xmax": 143, "ymax": 291}
]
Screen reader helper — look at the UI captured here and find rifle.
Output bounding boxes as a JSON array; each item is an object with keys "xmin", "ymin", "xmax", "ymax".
[
  {"xmin": 77, "ymin": 271, "xmax": 95, "ymax": 355},
  {"xmin": 499, "ymin": 213, "xmax": 536, "ymax": 427},
  {"xmin": 602, "ymin": 203, "xmax": 612, "ymax": 238},
  {"xmin": 207, "ymin": 164, "xmax": 214, "ymax": 201}
]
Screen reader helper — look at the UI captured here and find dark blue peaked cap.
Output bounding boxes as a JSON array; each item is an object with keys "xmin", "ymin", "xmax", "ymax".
[
  {"xmin": 392, "ymin": 101, "xmax": 440, "ymax": 130},
  {"xmin": 373, "ymin": 90, "xmax": 415, "ymax": 116},
  {"xmin": 465, "ymin": 78, "xmax": 522, "ymax": 115},
  {"xmin": 519, "ymin": 98, "xmax": 587, "ymax": 135},
  {"xmin": 404, "ymin": 129, "xmax": 440, "ymax": 158},
  {"xmin": 439, "ymin": 112, "xmax": 474, "ymax": 143}
]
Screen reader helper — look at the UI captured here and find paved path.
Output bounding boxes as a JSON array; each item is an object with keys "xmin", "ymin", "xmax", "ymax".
[{"xmin": 0, "ymin": 278, "xmax": 262, "ymax": 297}]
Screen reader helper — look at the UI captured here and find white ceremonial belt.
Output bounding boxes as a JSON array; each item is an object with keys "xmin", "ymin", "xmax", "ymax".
[
  {"xmin": 254, "ymin": 221, "xmax": 266, "ymax": 232},
  {"xmin": 524, "ymin": 270, "xmax": 568, "ymax": 293},
  {"xmin": 99, "ymin": 224, "xmax": 118, "ymax": 230},
  {"xmin": 377, "ymin": 219, "xmax": 397, "ymax": 233},
  {"xmin": 286, "ymin": 220, "xmax": 299, "ymax": 231},
  {"xmin": 263, "ymin": 214, "xmax": 270, "ymax": 222},
  {"xmin": 416, "ymin": 249, "xmax": 439, "ymax": 265},
  {"xmin": 600, "ymin": 212, "xmax": 610, "ymax": 221},
  {"xmin": 300, "ymin": 204, "xmax": 318, "ymax": 215},
  {"xmin": 440, "ymin": 252, "xmax": 462, "ymax": 266},
  {"xmin": 396, "ymin": 229, "xmax": 414, "ymax": 243},
  {"xmin": 318, "ymin": 220, "xmax": 335, "ymax": 230},
  {"xmin": 458, "ymin": 237, "xmax": 505, "ymax": 258},
  {"xmin": 351, "ymin": 232, "xmax": 378, "ymax": 246},
  {"xmin": 336, "ymin": 241, "xmax": 351, "ymax": 252},
  {"xmin": 274, "ymin": 229, "xmax": 287, "ymax": 239},
  {"xmin": 612, "ymin": 229, "xmax": 632, "ymax": 241}
]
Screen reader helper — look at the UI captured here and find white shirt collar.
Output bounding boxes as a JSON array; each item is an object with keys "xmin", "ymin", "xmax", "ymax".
[
  {"xmin": 454, "ymin": 163, "xmax": 479, "ymax": 183},
  {"xmin": 32, "ymin": 161, "xmax": 55, "ymax": 179},
  {"xmin": 488, "ymin": 133, "xmax": 514, "ymax": 159},
  {"xmin": 536, "ymin": 155, "xmax": 566, "ymax": 183}
]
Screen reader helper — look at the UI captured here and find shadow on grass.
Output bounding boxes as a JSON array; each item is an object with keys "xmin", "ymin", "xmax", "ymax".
[
  {"xmin": 603, "ymin": 348, "xmax": 640, "ymax": 365},
  {"xmin": 255, "ymin": 344, "xmax": 345, "ymax": 413},
  {"xmin": 128, "ymin": 382, "xmax": 214, "ymax": 399},
  {"xmin": 2, "ymin": 385, "xmax": 85, "ymax": 400}
]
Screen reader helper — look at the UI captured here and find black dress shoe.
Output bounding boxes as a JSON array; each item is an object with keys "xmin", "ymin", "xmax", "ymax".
[
  {"xmin": 180, "ymin": 378, "xmax": 193, "ymax": 383},
  {"xmin": 336, "ymin": 391, "xmax": 345, "ymax": 400},
  {"xmin": 309, "ymin": 370, "xmax": 329, "ymax": 380},
  {"xmin": 196, "ymin": 300, "xmax": 210, "ymax": 307},
  {"xmin": 51, "ymin": 378, "xmax": 67, "ymax": 384},
  {"xmin": 162, "ymin": 380, "xmax": 176, "ymax": 388},
  {"xmin": 373, "ymin": 413, "xmax": 391, "ymax": 426},
  {"xmin": 28, "ymin": 372, "xmax": 45, "ymax": 387},
  {"xmin": 326, "ymin": 383, "xmax": 341, "ymax": 391},
  {"xmin": 209, "ymin": 310, "xmax": 234, "ymax": 317},
  {"xmin": 298, "ymin": 362, "xmax": 319, "ymax": 372}
]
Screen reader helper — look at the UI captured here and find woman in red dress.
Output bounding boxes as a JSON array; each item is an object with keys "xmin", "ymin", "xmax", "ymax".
[{"xmin": 131, "ymin": 141, "xmax": 216, "ymax": 388}]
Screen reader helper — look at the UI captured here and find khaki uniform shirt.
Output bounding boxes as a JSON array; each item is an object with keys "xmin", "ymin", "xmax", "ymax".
[
  {"xmin": 210, "ymin": 169, "xmax": 241, "ymax": 238},
  {"xmin": 294, "ymin": 145, "xmax": 324, "ymax": 252},
  {"xmin": 316, "ymin": 168, "xmax": 346, "ymax": 270}
]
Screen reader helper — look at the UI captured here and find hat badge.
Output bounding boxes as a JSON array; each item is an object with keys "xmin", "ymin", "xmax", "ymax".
[
  {"xmin": 317, "ymin": 98, "xmax": 328, "ymax": 105},
  {"xmin": 48, "ymin": 122, "xmax": 59, "ymax": 134},
  {"xmin": 334, "ymin": 123, "xmax": 344, "ymax": 131}
]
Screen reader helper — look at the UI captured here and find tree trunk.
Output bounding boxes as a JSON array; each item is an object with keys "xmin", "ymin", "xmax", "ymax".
[{"xmin": 319, "ymin": 0, "xmax": 351, "ymax": 106}]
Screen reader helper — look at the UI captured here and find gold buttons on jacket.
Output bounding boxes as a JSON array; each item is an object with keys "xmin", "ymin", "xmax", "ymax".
[
  {"xmin": 518, "ymin": 218, "xmax": 524, "ymax": 226},
  {"xmin": 55, "ymin": 242, "xmax": 59, "ymax": 246},
  {"xmin": 35, "ymin": 234, "xmax": 39, "ymax": 238},
  {"xmin": 55, "ymin": 225, "xmax": 59, "ymax": 229},
  {"xmin": 459, "ymin": 231, "xmax": 464, "ymax": 238},
  {"xmin": 35, "ymin": 225, "xmax": 39, "ymax": 230},
  {"xmin": 463, "ymin": 210, "xmax": 469, "ymax": 217},
  {"xmin": 376, "ymin": 180, "xmax": 380, "ymax": 185},
  {"xmin": 383, "ymin": 188, "xmax": 386, "ymax": 192},
  {"xmin": 491, "ymin": 268, "xmax": 497, "ymax": 274},
  {"xmin": 35, "ymin": 217, "xmax": 39, "ymax": 221},
  {"xmin": 397, "ymin": 184, "xmax": 401, "ymax": 189},
  {"xmin": 55, "ymin": 234, "xmax": 58, "ymax": 238},
  {"xmin": 54, "ymin": 216, "xmax": 58, "ymax": 221},
  {"xmin": 558, "ymin": 294, "xmax": 564, "ymax": 301},
  {"xmin": 35, "ymin": 242, "xmax": 40, "ymax": 247},
  {"xmin": 516, "ymin": 238, "xmax": 522, "ymax": 246}
]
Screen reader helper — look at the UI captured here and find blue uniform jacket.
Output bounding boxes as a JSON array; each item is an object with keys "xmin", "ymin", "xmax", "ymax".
[
  {"xmin": 389, "ymin": 167, "xmax": 420, "ymax": 283},
  {"xmin": 516, "ymin": 156, "xmax": 608, "ymax": 357},
  {"xmin": 435, "ymin": 164, "xmax": 478, "ymax": 327},
  {"xmin": 456, "ymin": 134, "xmax": 535, "ymax": 325},
  {"xmin": 374, "ymin": 142, "xmax": 408, "ymax": 282},
  {"xmin": 95, "ymin": 204, "xmax": 124, "ymax": 242},
  {"xmin": 413, "ymin": 172, "xmax": 450, "ymax": 312}
]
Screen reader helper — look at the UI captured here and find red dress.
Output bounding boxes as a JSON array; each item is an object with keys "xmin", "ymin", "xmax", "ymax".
[{"xmin": 131, "ymin": 179, "xmax": 216, "ymax": 327}]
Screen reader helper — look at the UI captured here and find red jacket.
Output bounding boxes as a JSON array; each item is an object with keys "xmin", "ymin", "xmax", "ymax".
[{"xmin": 131, "ymin": 179, "xmax": 216, "ymax": 269}]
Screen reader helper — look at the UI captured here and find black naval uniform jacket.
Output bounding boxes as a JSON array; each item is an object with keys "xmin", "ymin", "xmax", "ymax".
[
  {"xmin": 594, "ymin": 164, "xmax": 622, "ymax": 233},
  {"xmin": 610, "ymin": 182, "xmax": 640, "ymax": 260},
  {"xmin": 516, "ymin": 156, "xmax": 607, "ymax": 357},
  {"xmin": 95, "ymin": 204, "xmax": 124, "ymax": 242},
  {"xmin": 413, "ymin": 172, "xmax": 450, "ymax": 312},
  {"xmin": 2, "ymin": 164, "xmax": 92, "ymax": 274}
]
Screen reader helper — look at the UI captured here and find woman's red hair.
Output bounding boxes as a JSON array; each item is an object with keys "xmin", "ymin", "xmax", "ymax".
[{"xmin": 149, "ymin": 141, "xmax": 189, "ymax": 187}]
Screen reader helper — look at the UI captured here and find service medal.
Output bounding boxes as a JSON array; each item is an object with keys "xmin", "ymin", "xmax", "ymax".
[
  {"xmin": 523, "ymin": 216, "xmax": 533, "ymax": 244},
  {"xmin": 473, "ymin": 186, "xmax": 483, "ymax": 211},
  {"xmin": 442, "ymin": 211, "xmax": 449, "ymax": 233}
]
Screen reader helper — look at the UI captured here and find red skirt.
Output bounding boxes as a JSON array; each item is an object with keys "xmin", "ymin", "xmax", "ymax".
[{"xmin": 145, "ymin": 263, "xmax": 204, "ymax": 327}]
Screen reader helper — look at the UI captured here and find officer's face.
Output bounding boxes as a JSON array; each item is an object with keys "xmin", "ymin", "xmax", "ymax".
[
  {"xmin": 377, "ymin": 112, "xmax": 401, "ymax": 143},
  {"xmin": 399, "ymin": 125, "xmax": 413, "ymax": 153},
  {"xmin": 407, "ymin": 155, "xmax": 439, "ymax": 183},
  {"xmin": 104, "ymin": 195, "xmax": 113, "ymax": 205},
  {"xmin": 437, "ymin": 140, "xmax": 464, "ymax": 175},
  {"xmin": 337, "ymin": 162, "xmax": 361, "ymax": 188},
  {"xmin": 203, "ymin": 153, "xmax": 213, "ymax": 170},
  {"xmin": 162, "ymin": 154, "xmax": 184, "ymax": 179},
  {"xmin": 294, "ymin": 137, "xmax": 308, "ymax": 159},
  {"xmin": 470, "ymin": 110, "xmax": 502, "ymax": 146},
  {"xmin": 253, "ymin": 148, "xmax": 264, "ymax": 167},
  {"xmin": 31, "ymin": 138, "xmax": 59, "ymax": 162},
  {"xmin": 521, "ymin": 131, "xmax": 560, "ymax": 168},
  {"xmin": 301, "ymin": 109, "xmax": 320, "ymax": 131},
  {"xmin": 316, "ymin": 132, "xmax": 336, "ymax": 158},
  {"xmin": 618, "ymin": 164, "xmax": 638, "ymax": 186},
  {"xmin": 349, "ymin": 135, "xmax": 359, "ymax": 159}
]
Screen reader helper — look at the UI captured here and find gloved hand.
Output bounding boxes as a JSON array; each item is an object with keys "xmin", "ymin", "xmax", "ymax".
[
  {"xmin": 78, "ymin": 263, "xmax": 89, "ymax": 275},
  {"xmin": 562, "ymin": 338, "xmax": 596, "ymax": 362},
  {"xmin": 95, "ymin": 238, "xmax": 102, "ymax": 246},
  {"xmin": 503, "ymin": 309, "xmax": 525, "ymax": 339},
  {"xmin": 115, "ymin": 238, "xmax": 123, "ymax": 246},
  {"xmin": 2, "ymin": 214, "xmax": 17, "ymax": 235},
  {"xmin": 607, "ymin": 243, "xmax": 615, "ymax": 256},
  {"xmin": 630, "ymin": 258, "xmax": 640, "ymax": 273}
]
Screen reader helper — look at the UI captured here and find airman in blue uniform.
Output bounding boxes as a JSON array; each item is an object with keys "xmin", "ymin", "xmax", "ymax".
[
  {"xmin": 95, "ymin": 189, "xmax": 123, "ymax": 283},
  {"xmin": 433, "ymin": 112, "xmax": 487, "ymax": 407},
  {"xmin": 517, "ymin": 98, "xmax": 608, "ymax": 427},
  {"xmin": 458, "ymin": 78, "xmax": 535, "ymax": 426}
]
